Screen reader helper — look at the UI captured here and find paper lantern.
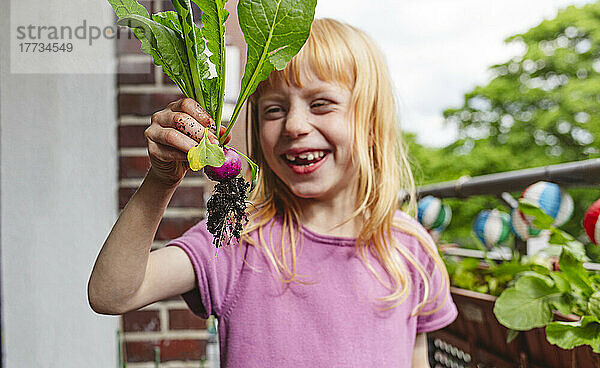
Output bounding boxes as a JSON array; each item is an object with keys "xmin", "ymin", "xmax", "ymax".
[
  {"xmin": 584, "ymin": 198, "xmax": 600, "ymax": 245},
  {"xmin": 418, "ymin": 196, "xmax": 452, "ymax": 231},
  {"xmin": 521, "ymin": 181, "xmax": 574, "ymax": 227},
  {"xmin": 510, "ymin": 208, "xmax": 542, "ymax": 241},
  {"xmin": 473, "ymin": 209, "xmax": 512, "ymax": 249}
]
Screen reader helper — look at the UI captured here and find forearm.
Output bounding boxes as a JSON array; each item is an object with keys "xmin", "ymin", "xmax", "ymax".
[{"xmin": 88, "ymin": 169, "xmax": 179, "ymax": 314}]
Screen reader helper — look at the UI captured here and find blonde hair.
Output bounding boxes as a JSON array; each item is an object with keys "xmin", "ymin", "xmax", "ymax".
[{"xmin": 242, "ymin": 18, "xmax": 449, "ymax": 315}]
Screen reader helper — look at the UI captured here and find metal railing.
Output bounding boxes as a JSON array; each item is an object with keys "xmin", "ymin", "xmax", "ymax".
[
  {"xmin": 414, "ymin": 158, "xmax": 600, "ymax": 269},
  {"xmin": 417, "ymin": 158, "xmax": 600, "ymax": 199}
]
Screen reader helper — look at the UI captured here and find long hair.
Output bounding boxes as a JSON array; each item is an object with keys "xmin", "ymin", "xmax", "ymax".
[{"xmin": 242, "ymin": 18, "xmax": 449, "ymax": 314}]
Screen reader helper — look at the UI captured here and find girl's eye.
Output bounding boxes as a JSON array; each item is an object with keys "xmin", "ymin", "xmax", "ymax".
[
  {"xmin": 263, "ymin": 106, "xmax": 285, "ymax": 119},
  {"xmin": 311, "ymin": 99, "xmax": 333, "ymax": 112}
]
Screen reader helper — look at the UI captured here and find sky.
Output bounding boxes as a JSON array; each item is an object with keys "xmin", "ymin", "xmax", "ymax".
[{"xmin": 314, "ymin": 0, "xmax": 595, "ymax": 147}]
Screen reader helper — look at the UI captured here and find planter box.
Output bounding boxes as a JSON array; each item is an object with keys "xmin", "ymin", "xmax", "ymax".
[{"xmin": 428, "ymin": 287, "xmax": 600, "ymax": 368}]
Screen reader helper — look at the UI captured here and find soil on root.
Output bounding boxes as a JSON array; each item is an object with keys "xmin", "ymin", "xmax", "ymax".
[{"xmin": 206, "ymin": 177, "xmax": 249, "ymax": 247}]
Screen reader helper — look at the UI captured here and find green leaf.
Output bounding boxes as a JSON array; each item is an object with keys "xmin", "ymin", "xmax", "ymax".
[
  {"xmin": 589, "ymin": 292, "xmax": 600, "ymax": 319},
  {"xmin": 187, "ymin": 128, "xmax": 225, "ymax": 171},
  {"xmin": 152, "ymin": 11, "xmax": 183, "ymax": 35},
  {"xmin": 192, "ymin": 0, "xmax": 228, "ymax": 128},
  {"xmin": 222, "ymin": 0, "xmax": 317, "ymax": 144},
  {"xmin": 171, "ymin": 0, "xmax": 208, "ymax": 107},
  {"xmin": 493, "ymin": 274, "xmax": 560, "ymax": 330},
  {"xmin": 546, "ymin": 316, "xmax": 600, "ymax": 353},
  {"xmin": 550, "ymin": 271, "xmax": 571, "ymax": 293},
  {"xmin": 116, "ymin": 14, "xmax": 194, "ymax": 97},
  {"xmin": 559, "ymin": 247, "xmax": 593, "ymax": 296},
  {"xmin": 107, "ymin": 0, "xmax": 149, "ymax": 19},
  {"xmin": 518, "ymin": 199, "xmax": 554, "ymax": 230},
  {"xmin": 506, "ymin": 329, "xmax": 519, "ymax": 343},
  {"xmin": 228, "ymin": 146, "xmax": 259, "ymax": 190}
]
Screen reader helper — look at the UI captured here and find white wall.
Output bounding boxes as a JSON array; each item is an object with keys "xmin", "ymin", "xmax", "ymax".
[{"xmin": 1, "ymin": 0, "xmax": 119, "ymax": 367}]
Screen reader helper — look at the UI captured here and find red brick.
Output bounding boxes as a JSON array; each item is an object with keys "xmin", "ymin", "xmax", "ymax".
[
  {"xmin": 125, "ymin": 339, "xmax": 206, "ymax": 362},
  {"xmin": 116, "ymin": 29, "xmax": 146, "ymax": 55},
  {"xmin": 156, "ymin": 217, "xmax": 203, "ymax": 240},
  {"xmin": 119, "ymin": 186, "xmax": 205, "ymax": 209},
  {"xmin": 169, "ymin": 309, "xmax": 207, "ymax": 330},
  {"xmin": 119, "ymin": 93, "xmax": 184, "ymax": 116},
  {"xmin": 123, "ymin": 310, "xmax": 161, "ymax": 332},
  {"xmin": 120, "ymin": 156, "xmax": 151, "ymax": 178},
  {"xmin": 118, "ymin": 61, "xmax": 155, "ymax": 85},
  {"xmin": 119, "ymin": 125, "xmax": 148, "ymax": 148}
]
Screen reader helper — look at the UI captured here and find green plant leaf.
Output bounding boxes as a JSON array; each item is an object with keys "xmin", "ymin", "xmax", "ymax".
[
  {"xmin": 192, "ymin": 0, "xmax": 228, "ymax": 127},
  {"xmin": 117, "ymin": 14, "xmax": 194, "ymax": 97},
  {"xmin": 171, "ymin": 0, "xmax": 208, "ymax": 108},
  {"xmin": 107, "ymin": 0, "xmax": 149, "ymax": 19},
  {"xmin": 518, "ymin": 199, "xmax": 554, "ymax": 230},
  {"xmin": 493, "ymin": 274, "xmax": 560, "ymax": 330},
  {"xmin": 228, "ymin": 146, "xmax": 259, "ymax": 190},
  {"xmin": 506, "ymin": 329, "xmax": 519, "ymax": 343},
  {"xmin": 222, "ymin": 0, "xmax": 317, "ymax": 144},
  {"xmin": 589, "ymin": 292, "xmax": 600, "ymax": 319},
  {"xmin": 152, "ymin": 11, "xmax": 183, "ymax": 35},
  {"xmin": 559, "ymin": 247, "xmax": 593, "ymax": 296},
  {"xmin": 187, "ymin": 128, "xmax": 225, "ymax": 171},
  {"xmin": 546, "ymin": 316, "xmax": 600, "ymax": 353}
]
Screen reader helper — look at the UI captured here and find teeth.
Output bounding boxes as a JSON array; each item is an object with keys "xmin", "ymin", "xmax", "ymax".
[{"xmin": 285, "ymin": 150, "xmax": 326, "ymax": 163}]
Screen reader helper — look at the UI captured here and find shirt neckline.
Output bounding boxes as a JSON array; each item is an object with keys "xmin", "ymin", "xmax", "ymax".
[{"xmin": 300, "ymin": 223, "xmax": 357, "ymax": 247}]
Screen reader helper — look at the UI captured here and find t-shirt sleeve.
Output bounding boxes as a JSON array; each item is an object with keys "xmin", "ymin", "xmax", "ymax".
[
  {"xmin": 167, "ymin": 220, "xmax": 244, "ymax": 319},
  {"xmin": 396, "ymin": 211, "xmax": 458, "ymax": 333},
  {"xmin": 415, "ymin": 237, "xmax": 458, "ymax": 333}
]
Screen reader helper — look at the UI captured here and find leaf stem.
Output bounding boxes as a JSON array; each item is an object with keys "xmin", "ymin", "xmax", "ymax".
[{"xmin": 214, "ymin": 23, "xmax": 226, "ymax": 142}]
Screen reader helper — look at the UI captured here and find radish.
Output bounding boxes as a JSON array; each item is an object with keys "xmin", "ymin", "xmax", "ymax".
[
  {"xmin": 204, "ymin": 147, "xmax": 242, "ymax": 181},
  {"xmin": 109, "ymin": 0, "xmax": 316, "ymax": 247}
]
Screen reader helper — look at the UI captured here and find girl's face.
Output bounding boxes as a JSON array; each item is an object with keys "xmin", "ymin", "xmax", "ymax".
[{"xmin": 257, "ymin": 72, "xmax": 358, "ymax": 203}]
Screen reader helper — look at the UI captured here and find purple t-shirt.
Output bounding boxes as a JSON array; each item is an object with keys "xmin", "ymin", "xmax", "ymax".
[{"xmin": 168, "ymin": 213, "xmax": 457, "ymax": 367}]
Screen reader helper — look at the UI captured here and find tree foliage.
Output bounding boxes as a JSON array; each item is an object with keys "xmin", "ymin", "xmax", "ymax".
[{"xmin": 406, "ymin": 2, "xmax": 600, "ymax": 249}]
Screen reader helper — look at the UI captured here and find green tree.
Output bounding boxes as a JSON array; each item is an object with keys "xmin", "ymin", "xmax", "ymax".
[
  {"xmin": 444, "ymin": 2, "xmax": 600, "ymax": 162},
  {"xmin": 406, "ymin": 2, "xmax": 600, "ymax": 249}
]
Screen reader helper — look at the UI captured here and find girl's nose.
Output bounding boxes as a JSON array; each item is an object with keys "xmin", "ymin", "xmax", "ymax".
[{"xmin": 283, "ymin": 106, "xmax": 312, "ymax": 138}]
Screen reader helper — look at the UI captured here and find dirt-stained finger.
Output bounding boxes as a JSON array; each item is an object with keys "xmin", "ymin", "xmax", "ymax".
[
  {"xmin": 145, "ymin": 124, "xmax": 198, "ymax": 153},
  {"xmin": 174, "ymin": 98, "xmax": 214, "ymax": 128}
]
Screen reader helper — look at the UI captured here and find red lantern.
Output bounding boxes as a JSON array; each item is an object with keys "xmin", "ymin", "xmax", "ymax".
[{"xmin": 584, "ymin": 198, "xmax": 600, "ymax": 245}]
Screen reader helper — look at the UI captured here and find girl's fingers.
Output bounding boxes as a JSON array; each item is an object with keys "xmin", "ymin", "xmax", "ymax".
[
  {"xmin": 173, "ymin": 98, "xmax": 214, "ymax": 129},
  {"xmin": 173, "ymin": 98, "xmax": 232, "ymax": 144},
  {"xmin": 145, "ymin": 124, "xmax": 199, "ymax": 153}
]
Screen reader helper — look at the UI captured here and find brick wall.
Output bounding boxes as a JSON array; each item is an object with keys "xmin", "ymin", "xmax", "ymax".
[{"xmin": 116, "ymin": 1, "xmax": 246, "ymax": 366}]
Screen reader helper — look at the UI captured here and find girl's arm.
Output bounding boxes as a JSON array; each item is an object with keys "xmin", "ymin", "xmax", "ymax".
[
  {"xmin": 88, "ymin": 99, "xmax": 220, "ymax": 315},
  {"xmin": 412, "ymin": 333, "xmax": 430, "ymax": 368}
]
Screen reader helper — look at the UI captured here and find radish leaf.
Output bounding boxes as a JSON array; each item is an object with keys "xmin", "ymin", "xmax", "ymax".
[
  {"xmin": 188, "ymin": 128, "xmax": 225, "ymax": 171},
  {"xmin": 172, "ymin": 0, "xmax": 209, "ymax": 108},
  {"xmin": 228, "ymin": 146, "xmax": 259, "ymax": 190},
  {"xmin": 221, "ymin": 0, "xmax": 317, "ymax": 144},
  {"xmin": 152, "ymin": 11, "xmax": 182, "ymax": 35},
  {"xmin": 192, "ymin": 0, "xmax": 229, "ymax": 139},
  {"xmin": 116, "ymin": 14, "xmax": 195, "ymax": 97}
]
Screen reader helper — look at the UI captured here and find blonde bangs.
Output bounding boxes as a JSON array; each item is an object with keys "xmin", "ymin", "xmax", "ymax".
[
  {"xmin": 243, "ymin": 18, "xmax": 450, "ymax": 313},
  {"xmin": 255, "ymin": 19, "xmax": 356, "ymax": 96}
]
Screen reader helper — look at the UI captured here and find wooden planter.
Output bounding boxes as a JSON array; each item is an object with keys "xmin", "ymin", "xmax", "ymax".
[{"xmin": 428, "ymin": 287, "xmax": 600, "ymax": 368}]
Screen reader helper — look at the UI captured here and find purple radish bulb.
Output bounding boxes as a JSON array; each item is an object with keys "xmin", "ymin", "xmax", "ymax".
[{"xmin": 204, "ymin": 147, "xmax": 243, "ymax": 181}]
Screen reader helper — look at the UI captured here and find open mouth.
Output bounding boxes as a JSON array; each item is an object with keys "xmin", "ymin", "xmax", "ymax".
[{"xmin": 282, "ymin": 150, "xmax": 328, "ymax": 167}]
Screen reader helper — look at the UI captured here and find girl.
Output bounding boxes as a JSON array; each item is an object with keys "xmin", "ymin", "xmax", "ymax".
[{"xmin": 89, "ymin": 18, "xmax": 457, "ymax": 367}]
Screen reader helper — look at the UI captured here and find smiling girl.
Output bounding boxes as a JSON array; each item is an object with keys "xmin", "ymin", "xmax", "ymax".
[{"xmin": 89, "ymin": 18, "xmax": 457, "ymax": 367}]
